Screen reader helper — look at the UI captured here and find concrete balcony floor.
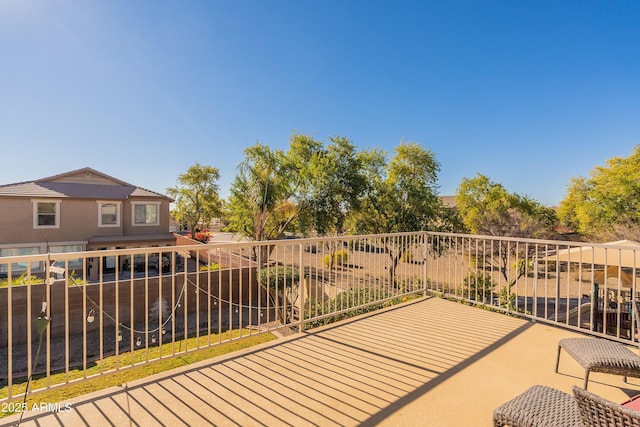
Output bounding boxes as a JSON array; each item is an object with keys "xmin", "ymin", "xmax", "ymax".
[{"xmin": 4, "ymin": 297, "xmax": 640, "ymax": 427}]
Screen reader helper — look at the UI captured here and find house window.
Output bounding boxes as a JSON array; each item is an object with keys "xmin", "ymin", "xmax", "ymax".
[
  {"xmin": 50, "ymin": 244, "xmax": 84, "ymax": 270},
  {"xmin": 33, "ymin": 200, "xmax": 61, "ymax": 228},
  {"xmin": 132, "ymin": 202, "xmax": 160, "ymax": 226},
  {"xmin": 98, "ymin": 202, "xmax": 121, "ymax": 227},
  {"xmin": 0, "ymin": 247, "xmax": 41, "ymax": 274}
]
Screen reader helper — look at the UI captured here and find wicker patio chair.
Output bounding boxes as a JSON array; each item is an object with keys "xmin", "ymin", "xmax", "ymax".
[
  {"xmin": 493, "ymin": 384, "xmax": 581, "ymax": 427},
  {"xmin": 573, "ymin": 385, "xmax": 640, "ymax": 426},
  {"xmin": 555, "ymin": 299, "xmax": 640, "ymax": 390},
  {"xmin": 493, "ymin": 385, "xmax": 640, "ymax": 427}
]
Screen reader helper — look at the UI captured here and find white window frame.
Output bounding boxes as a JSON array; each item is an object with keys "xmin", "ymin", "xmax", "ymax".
[
  {"xmin": 97, "ymin": 201, "xmax": 121, "ymax": 227},
  {"xmin": 32, "ymin": 199, "xmax": 61, "ymax": 229},
  {"xmin": 131, "ymin": 201, "xmax": 161, "ymax": 226}
]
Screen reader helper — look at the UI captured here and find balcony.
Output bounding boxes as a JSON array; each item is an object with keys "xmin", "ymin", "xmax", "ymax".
[{"xmin": 1, "ymin": 233, "xmax": 640, "ymax": 425}]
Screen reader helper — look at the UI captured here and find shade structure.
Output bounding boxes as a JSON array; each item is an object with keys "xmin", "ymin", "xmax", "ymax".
[
  {"xmin": 592, "ymin": 265, "xmax": 634, "ymax": 288},
  {"xmin": 546, "ymin": 240, "xmax": 640, "ymax": 269},
  {"xmin": 547, "ymin": 241, "xmax": 640, "ymax": 334}
]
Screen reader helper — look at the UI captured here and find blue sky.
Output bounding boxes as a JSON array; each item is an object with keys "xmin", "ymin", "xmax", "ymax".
[{"xmin": 1, "ymin": 1, "xmax": 638, "ymax": 206}]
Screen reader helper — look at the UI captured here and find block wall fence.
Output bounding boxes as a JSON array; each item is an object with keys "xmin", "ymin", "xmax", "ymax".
[{"xmin": 0, "ymin": 267, "xmax": 262, "ymax": 347}]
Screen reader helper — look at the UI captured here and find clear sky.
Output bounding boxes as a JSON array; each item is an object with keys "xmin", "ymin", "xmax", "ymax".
[{"xmin": 1, "ymin": 1, "xmax": 638, "ymax": 206}]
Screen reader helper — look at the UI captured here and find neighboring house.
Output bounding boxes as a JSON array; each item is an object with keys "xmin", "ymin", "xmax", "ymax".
[
  {"xmin": 0, "ymin": 167, "xmax": 175, "ymax": 276},
  {"xmin": 440, "ymin": 195, "xmax": 457, "ymax": 209}
]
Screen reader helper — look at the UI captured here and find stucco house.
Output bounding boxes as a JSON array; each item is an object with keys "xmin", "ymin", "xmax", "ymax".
[{"xmin": 0, "ymin": 167, "xmax": 175, "ymax": 276}]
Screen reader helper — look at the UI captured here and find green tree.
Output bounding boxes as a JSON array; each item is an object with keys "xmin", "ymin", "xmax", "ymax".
[
  {"xmin": 225, "ymin": 133, "xmax": 373, "ymax": 245},
  {"xmin": 351, "ymin": 143, "xmax": 447, "ymax": 233},
  {"xmin": 288, "ymin": 135, "xmax": 375, "ymax": 267},
  {"xmin": 294, "ymin": 136, "xmax": 369, "ymax": 237},
  {"xmin": 224, "ymin": 144, "xmax": 295, "ymax": 255},
  {"xmin": 349, "ymin": 142, "xmax": 457, "ymax": 284},
  {"xmin": 167, "ymin": 163, "xmax": 222, "ymax": 236},
  {"xmin": 259, "ymin": 265, "xmax": 301, "ymax": 325},
  {"xmin": 559, "ymin": 145, "xmax": 640, "ymax": 239},
  {"xmin": 455, "ymin": 173, "xmax": 557, "ymax": 309},
  {"xmin": 456, "ymin": 174, "xmax": 557, "ymax": 239}
]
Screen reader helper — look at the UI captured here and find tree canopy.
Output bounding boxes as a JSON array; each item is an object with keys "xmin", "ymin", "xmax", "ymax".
[
  {"xmin": 455, "ymin": 173, "xmax": 558, "ymax": 309},
  {"xmin": 166, "ymin": 163, "xmax": 222, "ymax": 235},
  {"xmin": 225, "ymin": 138, "xmax": 457, "ymax": 240},
  {"xmin": 349, "ymin": 142, "xmax": 456, "ymax": 235},
  {"xmin": 456, "ymin": 173, "xmax": 557, "ymax": 238},
  {"xmin": 224, "ymin": 143, "xmax": 294, "ymax": 242},
  {"xmin": 347, "ymin": 142, "xmax": 460, "ymax": 285},
  {"xmin": 293, "ymin": 135, "xmax": 370, "ymax": 237},
  {"xmin": 225, "ymin": 133, "xmax": 379, "ymax": 241},
  {"xmin": 559, "ymin": 145, "xmax": 640, "ymax": 239}
]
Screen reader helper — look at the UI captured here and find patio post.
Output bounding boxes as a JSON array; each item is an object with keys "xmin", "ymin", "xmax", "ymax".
[
  {"xmin": 423, "ymin": 231, "xmax": 428, "ymax": 297},
  {"xmin": 298, "ymin": 243, "xmax": 305, "ymax": 333},
  {"xmin": 533, "ymin": 255, "xmax": 538, "ymax": 318},
  {"xmin": 592, "ymin": 283, "xmax": 599, "ymax": 332}
]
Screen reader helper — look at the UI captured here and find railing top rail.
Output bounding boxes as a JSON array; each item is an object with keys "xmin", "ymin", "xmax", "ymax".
[
  {"xmin": 2, "ymin": 231, "xmax": 639, "ymax": 264},
  {"xmin": 424, "ymin": 231, "xmax": 640, "ymax": 251},
  {"xmin": 0, "ymin": 231, "xmax": 426, "ymax": 263}
]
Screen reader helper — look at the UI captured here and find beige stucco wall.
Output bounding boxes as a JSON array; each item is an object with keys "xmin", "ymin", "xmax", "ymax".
[
  {"xmin": 121, "ymin": 197, "xmax": 172, "ymax": 236},
  {"xmin": 0, "ymin": 196, "xmax": 171, "ymax": 248},
  {"xmin": 0, "ymin": 197, "xmax": 31, "ymax": 241}
]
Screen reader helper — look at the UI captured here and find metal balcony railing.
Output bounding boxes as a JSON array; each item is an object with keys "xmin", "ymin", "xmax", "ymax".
[
  {"xmin": 1, "ymin": 232, "xmax": 638, "ymax": 402},
  {"xmin": 425, "ymin": 233, "xmax": 640, "ymax": 340}
]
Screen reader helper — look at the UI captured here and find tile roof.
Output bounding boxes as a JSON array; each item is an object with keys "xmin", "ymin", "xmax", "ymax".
[
  {"xmin": 440, "ymin": 195, "xmax": 458, "ymax": 208},
  {"xmin": 0, "ymin": 167, "xmax": 171, "ymax": 200}
]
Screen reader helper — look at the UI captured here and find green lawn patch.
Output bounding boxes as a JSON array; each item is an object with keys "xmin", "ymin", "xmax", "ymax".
[{"xmin": 0, "ymin": 329, "xmax": 277, "ymax": 418}]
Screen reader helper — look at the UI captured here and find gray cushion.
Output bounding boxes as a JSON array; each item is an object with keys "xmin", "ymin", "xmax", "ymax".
[{"xmin": 559, "ymin": 338, "xmax": 640, "ymax": 376}]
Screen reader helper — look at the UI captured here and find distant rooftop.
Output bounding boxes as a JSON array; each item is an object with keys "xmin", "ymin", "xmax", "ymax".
[
  {"xmin": 0, "ymin": 167, "xmax": 171, "ymax": 200},
  {"xmin": 440, "ymin": 195, "xmax": 457, "ymax": 208}
]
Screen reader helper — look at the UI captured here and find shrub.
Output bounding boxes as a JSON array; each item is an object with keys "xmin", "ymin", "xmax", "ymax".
[
  {"xmin": 187, "ymin": 231, "xmax": 210, "ymax": 243},
  {"xmin": 323, "ymin": 250, "xmax": 349, "ymax": 268},
  {"xmin": 305, "ymin": 287, "xmax": 420, "ymax": 328},
  {"xmin": 305, "ymin": 287, "xmax": 390, "ymax": 327},
  {"xmin": 513, "ymin": 258, "xmax": 533, "ymax": 276},
  {"xmin": 259, "ymin": 265, "xmax": 300, "ymax": 290},
  {"xmin": 0, "ymin": 272, "xmax": 45, "ymax": 287},
  {"xmin": 395, "ymin": 277, "xmax": 423, "ymax": 293},
  {"xmin": 461, "ymin": 273, "xmax": 495, "ymax": 301},
  {"xmin": 499, "ymin": 286, "xmax": 516, "ymax": 310},
  {"xmin": 68, "ymin": 271, "xmax": 87, "ymax": 286},
  {"xmin": 199, "ymin": 263, "xmax": 223, "ymax": 271},
  {"xmin": 335, "ymin": 250, "xmax": 348, "ymax": 265}
]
